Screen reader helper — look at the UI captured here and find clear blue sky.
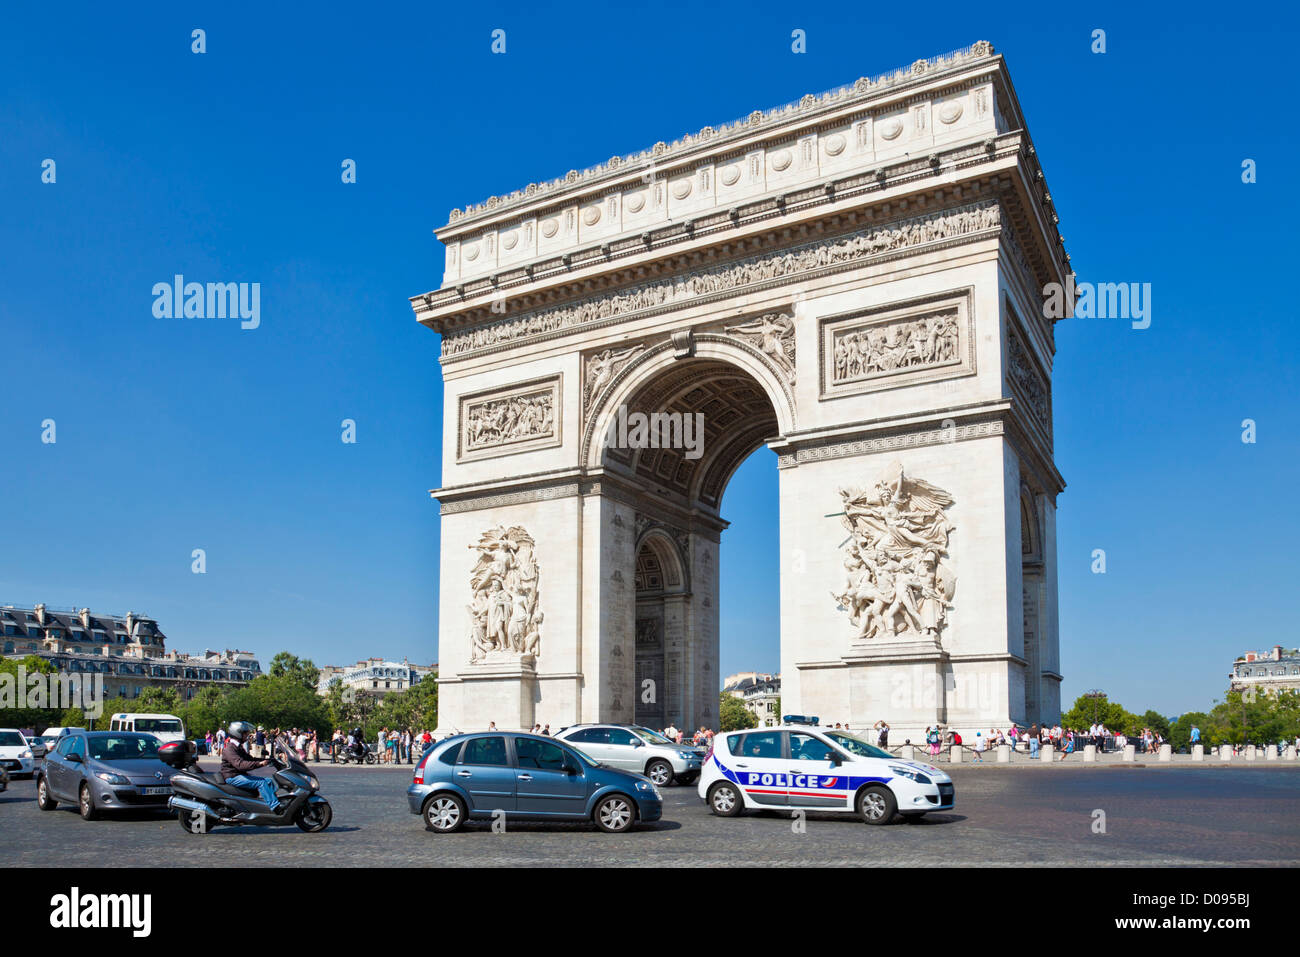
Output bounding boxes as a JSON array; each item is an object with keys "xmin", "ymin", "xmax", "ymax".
[{"xmin": 2, "ymin": 3, "xmax": 1295, "ymax": 718}]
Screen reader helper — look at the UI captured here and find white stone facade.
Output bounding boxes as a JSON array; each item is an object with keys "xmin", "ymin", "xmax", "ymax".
[{"xmin": 413, "ymin": 42, "xmax": 1066, "ymax": 741}]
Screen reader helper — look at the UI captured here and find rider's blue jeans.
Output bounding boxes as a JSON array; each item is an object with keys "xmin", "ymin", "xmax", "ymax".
[{"xmin": 226, "ymin": 773, "xmax": 279, "ymax": 811}]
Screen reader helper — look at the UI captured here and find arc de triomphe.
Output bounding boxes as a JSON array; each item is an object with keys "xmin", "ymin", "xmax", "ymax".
[{"xmin": 412, "ymin": 42, "xmax": 1065, "ymax": 740}]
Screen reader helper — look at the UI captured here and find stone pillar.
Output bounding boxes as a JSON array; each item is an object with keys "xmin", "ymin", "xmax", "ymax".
[
  {"xmin": 1192, "ymin": 744, "xmax": 1204, "ymax": 762},
  {"xmin": 1083, "ymin": 744, "xmax": 1096, "ymax": 762},
  {"xmin": 901, "ymin": 744, "xmax": 914, "ymax": 761},
  {"xmin": 1122, "ymin": 744, "xmax": 1136, "ymax": 762},
  {"xmin": 1041, "ymin": 743, "xmax": 1054, "ymax": 762},
  {"xmin": 1158, "ymin": 743, "xmax": 1171, "ymax": 762},
  {"xmin": 1286, "ymin": 745, "xmax": 1297, "ymax": 761},
  {"xmin": 1246, "ymin": 745, "xmax": 1257, "ymax": 761},
  {"xmin": 996, "ymin": 744, "xmax": 1010, "ymax": 763},
  {"xmin": 1266, "ymin": 745, "xmax": 1278, "ymax": 761},
  {"xmin": 1219, "ymin": 746, "xmax": 1232, "ymax": 762},
  {"xmin": 950, "ymin": 745, "xmax": 963, "ymax": 763}
]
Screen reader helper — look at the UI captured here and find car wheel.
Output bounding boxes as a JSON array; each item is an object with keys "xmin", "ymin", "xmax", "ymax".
[
  {"xmin": 295, "ymin": 800, "xmax": 332, "ymax": 833},
  {"xmin": 36, "ymin": 776, "xmax": 57, "ymax": 810},
  {"xmin": 707, "ymin": 781, "xmax": 743, "ymax": 817},
  {"xmin": 423, "ymin": 793, "xmax": 466, "ymax": 833},
  {"xmin": 78, "ymin": 783, "xmax": 98, "ymax": 821},
  {"xmin": 594, "ymin": 794, "xmax": 635, "ymax": 833},
  {"xmin": 856, "ymin": 785, "xmax": 897, "ymax": 825},
  {"xmin": 645, "ymin": 759, "xmax": 674, "ymax": 787}
]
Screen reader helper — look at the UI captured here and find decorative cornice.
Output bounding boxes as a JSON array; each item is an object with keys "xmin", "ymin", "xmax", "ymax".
[
  {"xmin": 440, "ymin": 199, "xmax": 1002, "ymax": 361},
  {"xmin": 776, "ymin": 415, "xmax": 1005, "ymax": 469},
  {"xmin": 444, "ymin": 42, "xmax": 996, "ymax": 227}
]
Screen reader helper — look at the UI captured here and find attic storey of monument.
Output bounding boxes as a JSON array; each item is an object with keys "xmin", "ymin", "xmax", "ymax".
[{"xmin": 413, "ymin": 42, "xmax": 1067, "ymax": 740}]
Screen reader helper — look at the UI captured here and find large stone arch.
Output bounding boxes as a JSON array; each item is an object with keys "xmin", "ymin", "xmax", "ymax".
[{"xmin": 417, "ymin": 43, "xmax": 1068, "ymax": 739}]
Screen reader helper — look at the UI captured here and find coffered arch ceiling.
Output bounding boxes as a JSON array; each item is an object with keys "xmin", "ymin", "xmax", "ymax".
[{"xmin": 603, "ymin": 357, "xmax": 778, "ymax": 512}]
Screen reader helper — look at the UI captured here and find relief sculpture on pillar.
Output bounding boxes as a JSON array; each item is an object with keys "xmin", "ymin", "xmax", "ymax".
[
  {"xmin": 467, "ymin": 525, "xmax": 543, "ymax": 662},
  {"xmin": 831, "ymin": 462, "xmax": 957, "ymax": 642},
  {"xmin": 724, "ymin": 312, "xmax": 796, "ymax": 382}
]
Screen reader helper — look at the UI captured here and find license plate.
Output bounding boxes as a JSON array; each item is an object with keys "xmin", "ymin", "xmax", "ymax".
[{"xmin": 141, "ymin": 786, "xmax": 171, "ymax": 795}]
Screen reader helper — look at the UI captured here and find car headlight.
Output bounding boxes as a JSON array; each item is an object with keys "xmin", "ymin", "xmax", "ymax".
[
  {"xmin": 635, "ymin": 780, "xmax": 662, "ymax": 798},
  {"xmin": 888, "ymin": 765, "xmax": 932, "ymax": 785},
  {"xmin": 95, "ymin": 771, "xmax": 130, "ymax": 785}
]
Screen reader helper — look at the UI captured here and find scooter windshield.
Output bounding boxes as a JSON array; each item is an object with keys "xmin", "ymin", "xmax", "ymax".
[{"xmin": 274, "ymin": 736, "xmax": 309, "ymax": 771}]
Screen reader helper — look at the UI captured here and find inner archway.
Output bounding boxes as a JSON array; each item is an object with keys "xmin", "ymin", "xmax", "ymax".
[{"xmin": 597, "ymin": 353, "xmax": 784, "ymax": 732}]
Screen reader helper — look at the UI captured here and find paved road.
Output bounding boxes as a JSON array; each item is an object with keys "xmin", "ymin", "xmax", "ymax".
[{"xmin": 4, "ymin": 762, "xmax": 1297, "ymax": 867}]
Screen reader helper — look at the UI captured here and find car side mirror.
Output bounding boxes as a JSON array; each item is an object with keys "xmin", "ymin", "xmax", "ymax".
[
  {"xmin": 67, "ymin": 752, "xmax": 81, "ymax": 763},
  {"xmin": 828, "ymin": 753, "xmax": 843, "ymax": 767}
]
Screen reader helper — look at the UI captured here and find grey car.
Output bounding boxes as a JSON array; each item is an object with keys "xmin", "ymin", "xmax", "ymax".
[
  {"xmin": 36, "ymin": 731, "xmax": 178, "ymax": 820},
  {"xmin": 555, "ymin": 724, "xmax": 704, "ymax": 786}
]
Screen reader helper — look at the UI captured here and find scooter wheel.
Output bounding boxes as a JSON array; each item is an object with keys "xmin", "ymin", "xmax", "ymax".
[
  {"xmin": 295, "ymin": 801, "xmax": 332, "ymax": 832},
  {"xmin": 364, "ymin": 753, "xmax": 375, "ymax": 765},
  {"xmin": 177, "ymin": 809, "xmax": 208, "ymax": 834}
]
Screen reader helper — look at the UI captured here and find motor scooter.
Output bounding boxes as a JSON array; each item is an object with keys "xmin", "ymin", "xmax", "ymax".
[{"xmin": 162, "ymin": 735, "xmax": 332, "ymax": 833}]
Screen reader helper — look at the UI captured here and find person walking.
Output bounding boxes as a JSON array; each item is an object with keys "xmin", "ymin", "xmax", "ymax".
[{"xmin": 971, "ymin": 732, "xmax": 985, "ymax": 763}]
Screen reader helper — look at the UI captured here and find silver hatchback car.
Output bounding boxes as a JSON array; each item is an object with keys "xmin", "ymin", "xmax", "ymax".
[{"xmin": 555, "ymin": 724, "xmax": 704, "ymax": 786}]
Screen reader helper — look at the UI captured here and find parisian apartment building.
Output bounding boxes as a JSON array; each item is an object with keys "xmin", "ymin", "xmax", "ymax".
[
  {"xmin": 723, "ymin": 671, "xmax": 782, "ymax": 727},
  {"xmin": 1229, "ymin": 645, "xmax": 1300, "ymax": 696},
  {"xmin": 2, "ymin": 602, "xmax": 261, "ymax": 700},
  {"xmin": 316, "ymin": 658, "xmax": 437, "ymax": 697}
]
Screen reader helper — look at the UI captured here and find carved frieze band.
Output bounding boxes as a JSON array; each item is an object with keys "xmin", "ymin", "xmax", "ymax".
[
  {"xmin": 776, "ymin": 419, "xmax": 1004, "ymax": 468},
  {"xmin": 1006, "ymin": 329, "xmax": 1052, "ymax": 441},
  {"xmin": 441, "ymin": 200, "xmax": 1002, "ymax": 359},
  {"xmin": 457, "ymin": 375, "xmax": 562, "ymax": 462}
]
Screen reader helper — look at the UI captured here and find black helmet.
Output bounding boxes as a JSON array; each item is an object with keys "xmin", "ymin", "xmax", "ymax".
[{"xmin": 227, "ymin": 721, "xmax": 255, "ymax": 742}]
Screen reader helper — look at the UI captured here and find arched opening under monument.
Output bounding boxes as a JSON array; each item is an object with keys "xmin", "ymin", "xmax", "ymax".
[{"xmin": 599, "ymin": 355, "xmax": 783, "ymax": 732}]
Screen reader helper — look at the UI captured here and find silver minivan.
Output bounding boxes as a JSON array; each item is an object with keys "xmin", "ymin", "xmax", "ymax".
[{"xmin": 555, "ymin": 724, "xmax": 704, "ymax": 786}]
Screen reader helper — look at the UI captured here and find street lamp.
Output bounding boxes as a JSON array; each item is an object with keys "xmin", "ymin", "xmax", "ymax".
[{"xmin": 1083, "ymin": 689, "xmax": 1107, "ymax": 725}]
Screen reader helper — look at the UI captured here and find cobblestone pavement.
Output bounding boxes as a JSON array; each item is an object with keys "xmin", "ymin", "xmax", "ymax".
[{"xmin": 4, "ymin": 762, "xmax": 1297, "ymax": 867}]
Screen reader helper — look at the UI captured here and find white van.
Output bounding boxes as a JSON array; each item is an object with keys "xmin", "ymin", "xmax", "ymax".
[{"xmin": 108, "ymin": 712, "xmax": 187, "ymax": 744}]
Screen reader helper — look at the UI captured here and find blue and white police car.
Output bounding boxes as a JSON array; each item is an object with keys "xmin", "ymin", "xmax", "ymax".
[{"xmin": 698, "ymin": 724, "xmax": 954, "ymax": 824}]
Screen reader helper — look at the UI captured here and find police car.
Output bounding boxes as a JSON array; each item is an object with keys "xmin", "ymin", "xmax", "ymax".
[{"xmin": 698, "ymin": 724, "xmax": 954, "ymax": 824}]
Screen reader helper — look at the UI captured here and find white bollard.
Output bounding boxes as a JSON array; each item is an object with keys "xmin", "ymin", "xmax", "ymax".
[
  {"xmin": 1266, "ymin": 745, "xmax": 1278, "ymax": 761},
  {"xmin": 1159, "ymin": 744, "xmax": 1171, "ymax": 762},
  {"xmin": 1041, "ymin": 744, "xmax": 1054, "ymax": 762},
  {"xmin": 950, "ymin": 744, "xmax": 963, "ymax": 763},
  {"xmin": 1287, "ymin": 746, "xmax": 1297, "ymax": 761},
  {"xmin": 1123, "ymin": 744, "xmax": 1136, "ymax": 762},
  {"xmin": 1219, "ymin": 746, "xmax": 1232, "ymax": 762},
  {"xmin": 997, "ymin": 744, "xmax": 1010, "ymax": 763},
  {"xmin": 1083, "ymin": 744, "xmax": 1097, "ymax": 762},
  {"xmin": 1193, "ymin": 744, "xmax": 1204, "ymax": 762},
  {"xmin": 901, "ymin": 744, "xmax": 914, "ymax": 761},
  {"xmin": 1246, "ymin": 745, "xmax": 1257, "ymax": 761}
]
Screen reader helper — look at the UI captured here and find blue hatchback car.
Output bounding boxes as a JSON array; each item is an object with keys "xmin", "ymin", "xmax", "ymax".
[{"xmin": 407, "ymin": 731, "xmax": 662, "ymax": 833}]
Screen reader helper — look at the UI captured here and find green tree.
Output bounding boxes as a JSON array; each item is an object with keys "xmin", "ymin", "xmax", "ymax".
[
  {"xmin": 1139, "ymin": 709, "xmax": 1172, "ymax": 739},
  {"xmin": 268, "ymin": 652, "xmax": 320, "ymax": 692},
  {"xmin": 0, "ymin": 655, "xmax": 60, "ymax": 730},
  {"xmin": 223, "ymin": 675, "xmax": 330, "ymax": 734},
  {"xmin": 94, "ymin": 696, "xmax": 132, "ymax": 731},
  {"xmin": 178, "ymin": 685, "xmax": 230, "ymax": 736},
  {"xmin": 59, "ymin": 707, "xmax": 87, "ymax": 729},
  {"xmin": 719, "ymin": 693, "xmax": 757, "ymax": 732},
  {"xmin": 1169, "ymin": 711, "xmax": 1210, "ymax": 750},
  {"xmin": 134, "ymin": 686, "xmax": 182, "ymax": 715}
]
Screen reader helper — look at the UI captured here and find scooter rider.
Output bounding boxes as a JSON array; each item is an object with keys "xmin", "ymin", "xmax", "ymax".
[{"xmin": 221, "ymin": 721, "xmax": 281, "ymax": 812}]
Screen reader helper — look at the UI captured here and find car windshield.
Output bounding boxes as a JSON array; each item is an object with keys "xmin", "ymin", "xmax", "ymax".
[
  {"xmin": 133, "ymin": 718, "xmax": 182, "ymax": 733},
  {"xmin": 631, "ymin": 727, "xmax": 674, "ymax": 745},
  {"xmin": 825, "ymin": 731, "xmax": 892, "ymax": 759},
  {"xmin": 0, "ymin": 731, "xmax": 26, "ymax": 747},
  {"xmin": 87, "ymin": 735, "xmax": 161, "ymax": 760}
]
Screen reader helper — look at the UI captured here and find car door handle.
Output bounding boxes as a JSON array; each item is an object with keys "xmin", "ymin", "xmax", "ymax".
[
  {"xmin": 455, "ymin": 770, "xmax": 472, "ymax": 777},
  {"xmin": 735, "ymin": 763, "xmax": 748, "ymax": 768},
  {"xmin": 517, "ymin": 774, "xmax": 532, "ymax": 781}
]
